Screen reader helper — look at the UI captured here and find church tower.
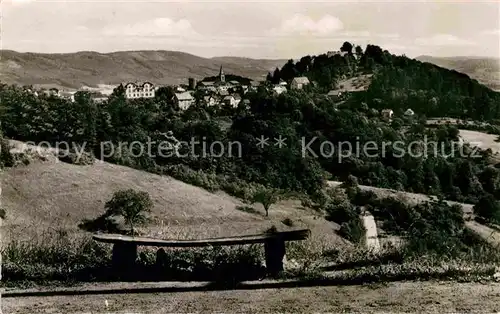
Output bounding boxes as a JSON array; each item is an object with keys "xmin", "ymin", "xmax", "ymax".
[{"xmin": 219, "ymin": 65, "xmax": 225, "ymax": 83}]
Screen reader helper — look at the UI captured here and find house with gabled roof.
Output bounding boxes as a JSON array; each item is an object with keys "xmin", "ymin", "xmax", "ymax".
[
  {"xmin": 175, "ymin": 92, "xmax": 194, "ymax": 110},
  {"xmin": 124, "ymin": 82, "xmax": 155, "ymax": 99},
  {"xmin": 290, "ymin": 77, "xmax": 310, "ymax": 90}
]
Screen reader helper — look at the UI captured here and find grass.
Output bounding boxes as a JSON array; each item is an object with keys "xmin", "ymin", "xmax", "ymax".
[
  {"xmin": 4, "ymin": 140, "xmax": 500, "ymax": 288},
  {"xmin": 3, "ymin": 224, "xmax": 500, "ymax": 289}
]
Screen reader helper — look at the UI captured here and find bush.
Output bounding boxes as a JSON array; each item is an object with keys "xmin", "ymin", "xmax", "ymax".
[
  {"xmin": 474, "ymin": 194, "xmax": 500, "ymax": 224},
  {"xmin": 281, "ymin": 217, "xmax": 294, "ymax": 227},
  {"xmin": 79, "ymin": 214, "xmax": 123, "ymax": 234},
  {"xmin": 339, "ymin": 218, "xmax": 366, "ymax": 244},
  {"xmin": 350, "ymin": 190, "xmax": 378, "ymax": 206},
  {"xmin": 105, "ymin": 189, "xmax": 153, "ymax": 234},
  {"xmin": 0, "ymin": 139, "xmax": 14, "ymax": 168},
  {"xmin": 58, "ymin": 149, "xmax": 94, "ymax": 165}
]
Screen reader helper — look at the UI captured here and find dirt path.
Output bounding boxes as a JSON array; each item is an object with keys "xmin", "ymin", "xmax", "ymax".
[
  {"xmin": 362, "ymin": 214, "xmax": 380, "ymax": 252},
  {"xmin": 3, "ymin": 281, "xmax": 500, "ymax": 313}
]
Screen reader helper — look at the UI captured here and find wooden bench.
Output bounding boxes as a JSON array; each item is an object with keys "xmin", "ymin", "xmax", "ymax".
[{"xmin": 93, "ymin": 229, "xmax": 310, "ymax": 276}]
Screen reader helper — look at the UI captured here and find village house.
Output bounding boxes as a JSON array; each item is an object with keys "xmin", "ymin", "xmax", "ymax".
[
  {"xmin": 222, "ymin": 94, "xmax": 242, "ymax": 108},
  {"xmin": 233, "ymin": 94, "xmax": 242, "ymax": 107},
  {"xmin": 223, "ymin": 95, "xmax": 237, "ymax": 107},
  {"xmin": 327, "ymin": 90, "xmax": 343, "ymax": 100},
  {"xmin": 273, "ymin": 85, "xmax": 287, "ymax": 95},
  {"xmin": 199, "ymin": 81, "xmax": 215, "ymax": 89},
  {"xmin": 219, "ymin": 90, "xmax": 230, "ymax": 97},
  {"xmin": 290, "ymin": 77, "xmax": 310, "ymax": 90},
  {"xmin": 42, "ymin": 88, "xmax": 61, "ymax": 97},
  {"xmin": 59, "ymin": 91, "xmax": 76, "ymax": 102},
  {"xmin": 89, "ymin": 91, "xmax": 108, "ymax": 104},
  {"xmin": 217, "ymin": 85, "xmax": 229, "ymax": 93},
  {"xmin": 175, "ymin": 92, "xmax": 195, "ymax": 110},
  {"xmin": 249, "ymin": 81, "xmax": 261, "ymax": 91},
  {"xmin": 202, "ymin": 95, "xmax": 218, "ymax": 107},
  {"xmin": 124, "ymin": 82, "xmax": 155, "ymax": 99},
  {"xmin": 381, "ymin": 109, "xmax": 394, "ymax": 120},
  {"xmin": 405, "ymin": 108, "xmax": 415, "ymax": 116}
]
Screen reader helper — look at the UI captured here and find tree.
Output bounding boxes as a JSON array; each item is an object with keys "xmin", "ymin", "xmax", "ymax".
[
  {"xmin": 104, "ymin": 189, "xmax": 154, "ymax": 234},
  {"xmin": 340, "ymin": 42, "xmax": 353, "ymax": 55},
  {"xmin": 474, "ymin": 194, "xmax": 500, "ymax": 223},
  {"xmin": 355, "ymin": 45, "xmax": 364, "ymax": 59},
  {"xmin": 252, "ymin": 189, "xmax": 279, "ymax": 217}
]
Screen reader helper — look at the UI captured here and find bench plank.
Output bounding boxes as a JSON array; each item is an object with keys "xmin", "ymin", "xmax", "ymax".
[{"xmin": 93, "ymin": 229, "xmax": 310, "ymax": 248}]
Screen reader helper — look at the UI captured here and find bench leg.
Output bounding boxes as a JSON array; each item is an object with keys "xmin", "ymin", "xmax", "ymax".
[
  {"xmin": 112, "ymin": 243, "xmax": 137, "ymax": 276},
  {"xmin": 264, "ymin": 239, "xmax": 285, "ymax": 276}
]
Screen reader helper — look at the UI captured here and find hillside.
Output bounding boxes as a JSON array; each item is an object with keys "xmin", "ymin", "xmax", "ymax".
[
  {"xmin": 416, "ymin": 55, "xmax": 500, "ymax": 91},
  {"xmin": 0, "ymin": 50, "xmax": 285, "ymax": 89},
  {"xmin": 1, "ymin": 141, "xmax": 348, "ymax": 251}
]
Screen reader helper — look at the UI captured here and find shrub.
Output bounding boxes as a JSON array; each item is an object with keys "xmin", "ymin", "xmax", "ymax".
[
  {"xmin": 350, "ymin": 189, "xmax": 378, "ymax": 206},
  {"xmin": 325, "ymin": 201, "xmax": 358, "ymax": 224},
  {"xmin": 0, "ymin": 139, "xmax": 14, "ymax": 168},
  {"xmin": 281, "ymin": 217, "xmax": 294, "ymax": 227},
  {"xmin": 58, "ymin": 149, "xmax": 94, "ymax": 165},
  {"xmin": 474, "ymin": 194, "xmax": 500, "ymax": 224},
  {"xmin": 79, "ymin": 214, "xmax": 123, "ymax": 234},
  {"xmin": 105, "ymin": 189, "xmax": 154, "ymax": 234},
  {"xmin": 342, "ymin": 175, "xmax": 359, "ymax": 189},
  {"xmin": 339, "ymin": 218, "xmax": 366, "ymax": 244}
]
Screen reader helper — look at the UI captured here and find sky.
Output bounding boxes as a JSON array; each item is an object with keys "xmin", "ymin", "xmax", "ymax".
[{"xmin": 1, "ymin": 0, "xmax": 499, "ymax": 59}]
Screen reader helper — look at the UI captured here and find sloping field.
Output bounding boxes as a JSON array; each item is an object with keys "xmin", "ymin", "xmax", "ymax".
[
  {"xmin": 1, "ymin": 141, "xmax": 348, "ymax": 250},
  {"xmin": 459, "ymin": 129, "xmax": 500, "ymax": 154}
]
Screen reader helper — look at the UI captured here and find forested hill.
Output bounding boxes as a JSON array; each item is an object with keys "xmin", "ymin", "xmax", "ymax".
[
  {"xmin": 416, "ymin": 55, "xmax": 500, "ymax": 91},
  {"xmin": 267, "ymin": 43, "xmax": 500, "ymax": 121}
]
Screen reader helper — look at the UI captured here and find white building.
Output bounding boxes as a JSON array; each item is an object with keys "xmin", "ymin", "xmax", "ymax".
[
  {"xmin": 290, "ymin": 77, "xmax": 310, "ymax": 90},
  {"xmin": 381, "ymin": 109, "xmax": 394, "ymax": 120},
  {"xmin": 124, "ymin": 82, "xmax": 155, "ymax": 99},
  {"xmin": 273, "ymin": 85, "xmax": 287, "ymax": 95},
  {"xmin": 175, "ymin": 92, "xmax": 195, "ymax": 110},
  {"xmin": 223, "ymin": 95, "xmax": 242, "ymax": 108},
  {"xmin": 404, "ymin": 108, "xmax": 415, "ymax": 116},
  {"xmin": 203, "ymin": 95, "xmax": 218, "ymax": 107}
]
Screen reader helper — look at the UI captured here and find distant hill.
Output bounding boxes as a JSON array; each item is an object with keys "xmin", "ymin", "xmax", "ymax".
[
  {"xmin": 416, "ymin": 55, "xmax": 500, "ymax": 91},
  {"xmin": 0, "ymin": 50, "xmax": 285, "ymax": 90}
]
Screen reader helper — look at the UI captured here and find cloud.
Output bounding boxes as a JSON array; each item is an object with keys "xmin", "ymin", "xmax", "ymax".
[
  {"xmin": 376, "ymin": 33, "xmax": 400, "ymax": 39},
  {"xmin": 270, "ymin": 14, "xmax": 344, "ymax": 37},
  {"xmin": 7, "ymin": 0, "xmax": 35, "ymax": 5},
  {"xmin": 481, "ymin": 29, "xmax": 500, "ymax": 36},
  {"xmin": 102, "ymin": 18, "xmax": 198, "ymax": 37},
  {"xmin": 340, "ymin": 31, "xmax": 371, "ymax": 38},
  {"xmin": 414, "ymin": 34, "xmax": 475, "ymax": 46},
  {"xmin": 76, "ymin": 26, "xmax": 89, "ymax": 32}
]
